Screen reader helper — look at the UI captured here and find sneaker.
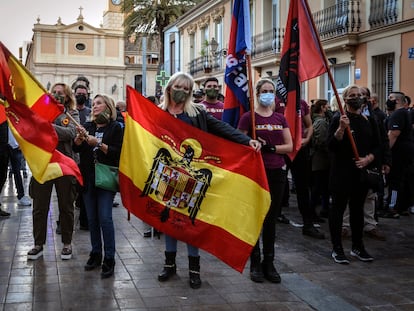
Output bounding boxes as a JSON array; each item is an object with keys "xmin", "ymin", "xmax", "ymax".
[
  {"xmin": 61, "ymin": 245, "xmax": 72, "ymax": 260},
  {"xmin": 364, "ymin": 228, "xmax": 386, "ymax": 241},
  {"xmin": 27, "ymin": 246, "xmax": 43, "ymax": 260},
  {"xmin": 331, "ymin": 250, "xmax": 350, "ymax": 264},
  {"xmin": 0, "ymin": 209, "xmax": 11, "ymax": 217},
  {"xmin": 350, "ymin": 248, "xmax": 374, "ymax": 262},
  {"xmin": 302, "ymin": 225, "xmax": 325, "ymax": 239},
  {"xmin": 276, "ymin": 214, "xmax": 290, "ymax": 224},
  {"xmin": 18, "ymin": 196, "xmax": 31, "ymax": 206}
]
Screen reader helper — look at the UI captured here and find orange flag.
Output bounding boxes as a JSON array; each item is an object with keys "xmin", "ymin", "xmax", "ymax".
[
  {"xmin": 120, "ymin": 86, "xmax": 270, "ymax": 272},
  {"xmin": 0, "ymin": 41, "xmax": 83, "ymax": 185},
  {"xmin": 276, "ymin": 0, "xmax": 328, "ymax": 160}
]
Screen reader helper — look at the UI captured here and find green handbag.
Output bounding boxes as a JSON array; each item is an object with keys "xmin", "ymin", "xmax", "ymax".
[{"xmin": 95, "ymin": 162, "xmax": 119, "ymax": 192}]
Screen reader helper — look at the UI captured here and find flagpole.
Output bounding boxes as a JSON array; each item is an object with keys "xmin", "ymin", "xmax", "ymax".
[
  {"xmin": 246, "ymin": 54, "xmax": 256, "ymax": 139},
  {"xmin": 302, "ymin": 0, "xmax": 359, "ymax": 160}
]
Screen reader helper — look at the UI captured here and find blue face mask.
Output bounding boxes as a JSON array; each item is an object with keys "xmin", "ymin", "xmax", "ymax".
[{"xmin": 259, "ymin": 93, "xmax": 275, "ymax": 107}]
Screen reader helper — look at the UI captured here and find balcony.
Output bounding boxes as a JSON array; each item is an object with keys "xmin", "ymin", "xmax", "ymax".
[
  {"xmin": 251, "ymin": 28, "xmax": 284, "ymax": 59},
  {"xmin": 188, "ymin": 54, "xmax": 224, "ymax": 76},
  {"xmin": 368, "ymin": 0, "xmax": 398, "ymax": 29},
  {"xmin": 313, "ymin": 0, "xmax": 361, "ymax": 40}
]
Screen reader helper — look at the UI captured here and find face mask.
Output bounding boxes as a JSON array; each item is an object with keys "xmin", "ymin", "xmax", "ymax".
[
  {"xmin": 94, "ymin": 108, "xmax": 111, "ymax": 124},
  {"xmin": 346, "ymin": 97, "xmax": 363, "ymax": 110},
  {"xmin": 171, "ymin": 89, "xmax": 189, "ymax": 104},
  {"xmin": 386, "ymin": 99, "xmax": 397, "ymax": 111},
  {"xmin": 259, "ymin": 93, "xmax": 275, "ymax": 107},
  {"xmin": 52, "ymin": 93, "xmax": 65, "ymax": 105},
  {"xmin": 205, "ymin": 88, "xmax": 218, "ymax": 99},
  {"xmin": 76, "ymin": 94, "xmax": 87, "ymax": 105}
]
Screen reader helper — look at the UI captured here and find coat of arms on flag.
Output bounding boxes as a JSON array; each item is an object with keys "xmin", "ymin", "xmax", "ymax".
[{"xmin": 142, "ymin": 145, "xmax": 212, "ymax": 224}]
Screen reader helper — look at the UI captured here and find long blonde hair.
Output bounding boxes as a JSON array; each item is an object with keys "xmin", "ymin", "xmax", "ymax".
[{"xmin": 159, "ymin": 72, "xmax": 202, "ymax": 117}]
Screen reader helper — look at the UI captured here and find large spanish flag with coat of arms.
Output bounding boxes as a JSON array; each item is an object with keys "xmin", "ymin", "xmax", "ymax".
[{"xmin": 120, "ymin": 86, "xmax": 270, "ymax": 272}]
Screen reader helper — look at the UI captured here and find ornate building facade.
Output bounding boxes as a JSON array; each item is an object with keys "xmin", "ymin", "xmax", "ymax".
[{"xmin": 25, "ymin": 0, "xmax": 160, "ymax": 100}]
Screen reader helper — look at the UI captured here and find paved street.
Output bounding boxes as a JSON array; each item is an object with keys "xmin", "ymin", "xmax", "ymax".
[{"xmin": 0, "ymin": 175, "xmax": 413, "ymax": 310}]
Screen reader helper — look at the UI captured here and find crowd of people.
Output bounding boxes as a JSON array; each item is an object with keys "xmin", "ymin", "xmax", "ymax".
[{"xmin": 1, "ymin": 73, "xmax": 413, "ymax": 288}]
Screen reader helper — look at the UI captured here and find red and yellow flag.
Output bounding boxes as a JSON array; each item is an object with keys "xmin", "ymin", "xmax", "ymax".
[
  {"xmin": 0, "ymin": 42, "xmax": 82, "ymax": 185},
  {"xmin": 120, "ymin": 86, "xmax": 270, "ymax": 272}
]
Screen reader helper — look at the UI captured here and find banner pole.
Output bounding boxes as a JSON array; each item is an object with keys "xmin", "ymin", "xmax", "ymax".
[
  {"xmin": 246, "ymin": 54, "xmax": 256, "ymax": 139},
  {"xmin": 302, "ymin": 0, "xmax": 359, "ymax": 160}
]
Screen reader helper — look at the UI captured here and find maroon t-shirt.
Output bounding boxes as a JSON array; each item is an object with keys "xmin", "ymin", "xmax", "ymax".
[
  {"xmin": 202, "ymin": 100, "xmax": 224, "ymax": 120},
  {"xmin": 238, "ymin": 111, "xmax": 288, "ymax": 169}
]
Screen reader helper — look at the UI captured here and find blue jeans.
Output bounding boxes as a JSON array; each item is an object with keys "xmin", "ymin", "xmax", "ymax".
[
  {"xmin": 83, "ymin": 180, "xmax": 116, "ymax": 259},
  {"xmin": 165, "ymin": 235, "xmax": 199, "ymax": 257}
]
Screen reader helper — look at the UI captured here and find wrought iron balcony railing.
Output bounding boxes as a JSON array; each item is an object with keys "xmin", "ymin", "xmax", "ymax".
[
  {"xmin": 251, "ymin": 27, "xmax": 284, "ymax": 58},
  {"xmin": 313, "ymin": 0, "xmax": 361, "ymax": 40},
  {"xmin": 368, "ymin": 0, "xmax": 398, "ymax": 29}
]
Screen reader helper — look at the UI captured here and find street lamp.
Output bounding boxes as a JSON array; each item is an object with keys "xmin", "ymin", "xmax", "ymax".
[{"xmin": 209, "ymin": 37, "xmax": 227, "ymax": 57}]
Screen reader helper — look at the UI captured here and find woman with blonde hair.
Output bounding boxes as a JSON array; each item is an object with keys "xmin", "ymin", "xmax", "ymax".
[
  {"xmin": 157, "ymin": 72, "xmax": 261, "ymax": 289},
  {"xmin": 73, "ymin": 94, "xmax": 123, "ymax": 278}
]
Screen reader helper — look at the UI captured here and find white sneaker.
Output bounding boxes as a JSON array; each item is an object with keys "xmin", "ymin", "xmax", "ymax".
[{"xmin": 18, "ymin": 196, "xmax": 32, "ymax": 206}]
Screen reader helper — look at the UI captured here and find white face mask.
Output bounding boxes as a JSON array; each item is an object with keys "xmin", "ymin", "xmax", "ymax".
[{"xmin": 259, "ymin": 93, "xmax": 275, "ymax": 107}]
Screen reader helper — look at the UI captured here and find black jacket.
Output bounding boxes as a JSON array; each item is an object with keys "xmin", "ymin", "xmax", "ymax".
[
  {"xmin": 73, "ymin": 120, "xmax": 123, "ymax": 188},
  {"xmin": 189, "ymin": 109, "xmax": 251, "ymax": 145}
]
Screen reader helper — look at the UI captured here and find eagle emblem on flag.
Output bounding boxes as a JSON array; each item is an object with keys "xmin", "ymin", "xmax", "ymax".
[{"xmin": 141, "ymin": 145, "xmax": 212, "ymax": 225}]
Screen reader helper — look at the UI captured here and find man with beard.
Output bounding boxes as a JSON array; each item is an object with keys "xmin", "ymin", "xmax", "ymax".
[{"xmin": 201, "ymin": 77, "xmax": 224, "ymax": 120}]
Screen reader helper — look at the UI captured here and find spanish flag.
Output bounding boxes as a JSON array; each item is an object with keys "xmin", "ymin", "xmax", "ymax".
[
  {"xmin": 0, "ymin": 42, "xmax": 83, "ymax": 185},
  {"xmin": 120, "ymin": 86, "xmax": 270, "ymax": 272}
]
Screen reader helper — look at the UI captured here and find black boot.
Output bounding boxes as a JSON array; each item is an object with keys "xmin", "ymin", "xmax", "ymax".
[
  {"xmin": 188, "ymin": 256, "xmax": 201, "ymax": 289},
  {"xmin": 158, "ymin": 251, "xmax": 176, "ymax": 281},
  {"xmin": 84, "ymin": 252, "xmax": 102, "ymax": 271},
  {"xmin": 250, "ymin": 248, "xmax": 264, "ymax": 283},
  {"xmin": 101, "ymin": 258, "xmax": 115, "ymax": 279},
  {"xmin": 262, "ymin": 256, "xmax": 281, "ymax": 283}
]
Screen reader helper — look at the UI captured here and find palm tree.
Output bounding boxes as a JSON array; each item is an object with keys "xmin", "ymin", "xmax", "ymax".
[{"xmin": 122, "ymin": 0, "xmax": 202, "ymax": 70}]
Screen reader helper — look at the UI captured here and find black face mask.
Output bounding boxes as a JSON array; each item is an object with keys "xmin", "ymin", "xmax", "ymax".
[
  {"xmin": 386, "ymin": 99, "xmax": 397, "ymax": 111},
  {"xmin": 76, "ymin": 94, "xmax": 87, "ymax": 105},
  {"xmin": 347, "ymin": 97, "xmax": 363, "ymax": 110}
]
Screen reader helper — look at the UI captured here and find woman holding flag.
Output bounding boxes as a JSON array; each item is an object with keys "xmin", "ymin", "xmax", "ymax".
[
  {"xmin": 157, "ymin": 72, "xmax": 261, "ymax": 289},
  {"xmin": 238, "ymin": 78, "xmax": 293, "ymax": 283}
]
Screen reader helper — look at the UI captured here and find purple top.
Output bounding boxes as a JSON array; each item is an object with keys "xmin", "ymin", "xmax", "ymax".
[
  {"xmin": 202, "ymin": 100, "xmax": 224, "ymax": 120},
  {"xmin": 238, "ymin": 111, "xmax": 288, "ymax": 169}
]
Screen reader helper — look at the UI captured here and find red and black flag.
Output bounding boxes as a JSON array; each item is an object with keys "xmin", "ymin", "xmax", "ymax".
[{"xmin": 276, "ymin": 0, "xmax": 327, "ymax": 160}]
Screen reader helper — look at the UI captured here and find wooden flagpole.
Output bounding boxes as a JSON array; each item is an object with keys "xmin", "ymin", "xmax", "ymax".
[
  {"xmin": 303, "ymin": 0, "xmax": 359, "ymax": 160},
  {"xmin": 246, "ymin": 55, "xmax": 256, "ymax": 139}
]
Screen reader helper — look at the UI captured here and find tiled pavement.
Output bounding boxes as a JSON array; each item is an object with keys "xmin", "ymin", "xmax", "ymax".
[{"xmin": 0, "ymin": 176, "xmax": 413, "ymax": 310}]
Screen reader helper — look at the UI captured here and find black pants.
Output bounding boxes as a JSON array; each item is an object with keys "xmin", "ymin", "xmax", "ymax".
[
  {"xmin": 253, "ymin": 168, "xmax": 286, "ymax": 258},
  {"xmin": 0, "ymin": 145, "xmax": 9, "ymax": 194},
  {"xmin": 310, "ymin": 169, "xmax": 330, "ymax": 213},
  {"xmin": 287, "ymin": 146, "xmax": 313, "ymax": 225},
  {"xmin": 329, "ymin": 187, "xmax": 368, "ymax": 251}
]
